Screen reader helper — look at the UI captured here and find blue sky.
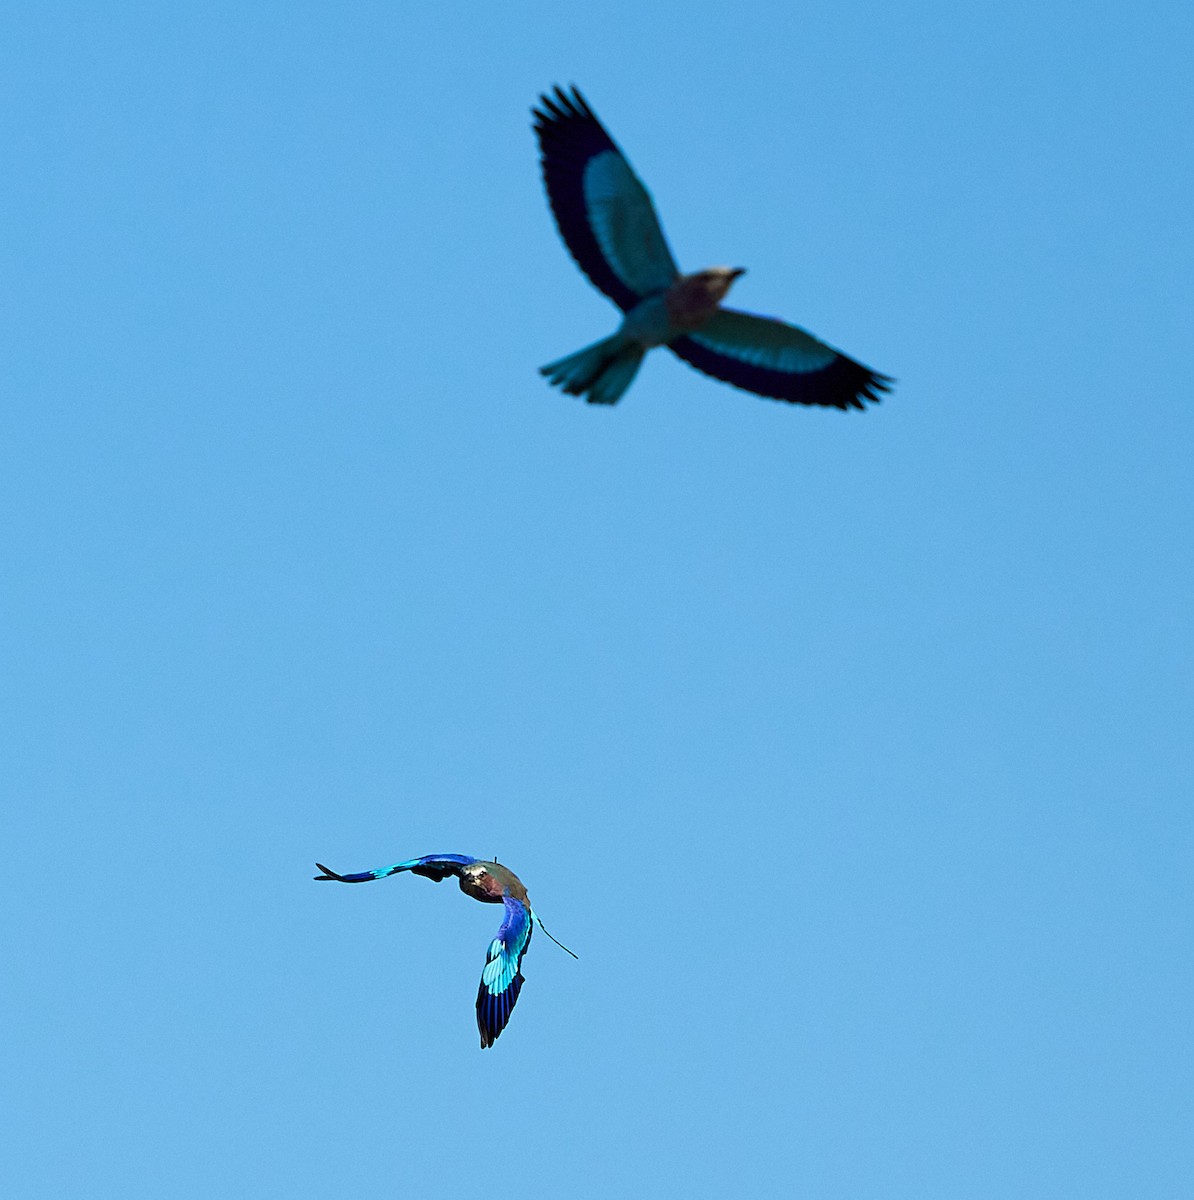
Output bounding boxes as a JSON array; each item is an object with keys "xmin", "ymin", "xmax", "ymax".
[{"xmin": 2, "ymin": 1, "xmax": 1191, "ymax": 1196}]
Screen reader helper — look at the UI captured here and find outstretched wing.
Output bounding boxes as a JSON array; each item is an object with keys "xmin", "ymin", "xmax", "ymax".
[
  {"xmin": 314, "ymin": 853, "xmax": 477, "ymax": 884},
  {"xmin": 476, "ymin": 896, "xmax": 533, "ymax": 1049},
  {"xmin": 533, "ymin": 86, "xmax": 679, "ymax": 312},
  {"xmin": 670, "ymin": 308, "xmax": 892, "ymax": 411}
]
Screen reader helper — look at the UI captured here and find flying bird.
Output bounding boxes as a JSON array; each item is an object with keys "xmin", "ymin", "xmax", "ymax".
[
  {"xmin": 315, "ymin": 853, "xmax": 575, "ymax": 1048},
  {"xmin": 533, "ymin": 86, "xmax": 892, "ymax": 409}
]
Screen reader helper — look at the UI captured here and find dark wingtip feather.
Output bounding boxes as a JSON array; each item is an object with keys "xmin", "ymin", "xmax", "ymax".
[
  {"xmin": 554, "ymin": 83, "xmax": 580, "ymax": 114},
  {"xmin": 570, "ymin": 86, "xmax": 596, "ymax": 119},
  {"xmin": 534, "ymin": 85, "xmax": 593, "ymax": 133},
  {"xmin": 829, "ymin": 361, "xmax": 893, "ymax": 411},
  {"xmin": 476, "ymin": 972, "xmax": 525, "ymax": 1050}
]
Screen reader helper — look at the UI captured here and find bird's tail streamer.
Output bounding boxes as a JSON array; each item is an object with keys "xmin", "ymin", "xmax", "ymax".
[{"xmin": 532, "ymin": 910, "xmax": 579, "ymax": 959}]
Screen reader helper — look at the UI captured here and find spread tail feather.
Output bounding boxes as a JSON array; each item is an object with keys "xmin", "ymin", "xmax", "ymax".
[{"xmin": 540, "ymin": 336, "xmax": 644, "ymax": 406}]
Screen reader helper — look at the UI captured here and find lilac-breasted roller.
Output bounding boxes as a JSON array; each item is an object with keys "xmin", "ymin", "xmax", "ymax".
[
  {"xmin": 534, "ymin": 86, "xmax": 892, "ymax": 410},
  {"xmin": 315, "ymin": 853, "xmax": 575, "ymax": 1048}
]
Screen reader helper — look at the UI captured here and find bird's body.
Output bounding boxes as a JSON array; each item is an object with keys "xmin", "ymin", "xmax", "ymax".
[
  {"xmin": 315, "ymin": 853, "xmax": 571, "ymax": 1048},
  {"xmin": 533, "ymin": 86, "xmax": 892, "ymax": 410},
  {"xmin": 620, "ymin": 270, "xmax": 744, "ymax": 345},
  {"xmin": 458, "ymin": 859, "xmax": 528, "ymax": 906}
]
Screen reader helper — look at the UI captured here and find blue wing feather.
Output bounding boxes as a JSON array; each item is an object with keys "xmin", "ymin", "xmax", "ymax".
[
  {"xmin": 670, "ymin": 308, "xmax": 892, "ymax": 410},
  {"xmin": 475, "ymin": 896, "xmax": 533, "ymax": 1049},
  {"xmin": 533, "ymin": 86, "xmax": 678, "ymax": 312},
  {"xmin": 314, "ymin": 853, "xmax": 477, "ymax": 884}
]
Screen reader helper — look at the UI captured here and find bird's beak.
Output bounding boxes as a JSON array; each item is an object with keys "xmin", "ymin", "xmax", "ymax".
[{"xmin": 730, "ymin": 267, "xmax": 747, "ymax": 280}]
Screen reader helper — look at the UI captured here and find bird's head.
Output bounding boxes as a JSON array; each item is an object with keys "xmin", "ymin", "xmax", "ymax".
[{"xmin": 695, "ymin": 266, "xmax": 746, "ymax": 303}]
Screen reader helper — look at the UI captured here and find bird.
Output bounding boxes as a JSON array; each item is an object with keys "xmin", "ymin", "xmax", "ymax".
[
  {"xmin": 533, "ymin": 85, "xmax": 892, "ymax": 410},
  {"xmin": 314, "ymin": 852, "xmax": 575, "ymax": 1048}
]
